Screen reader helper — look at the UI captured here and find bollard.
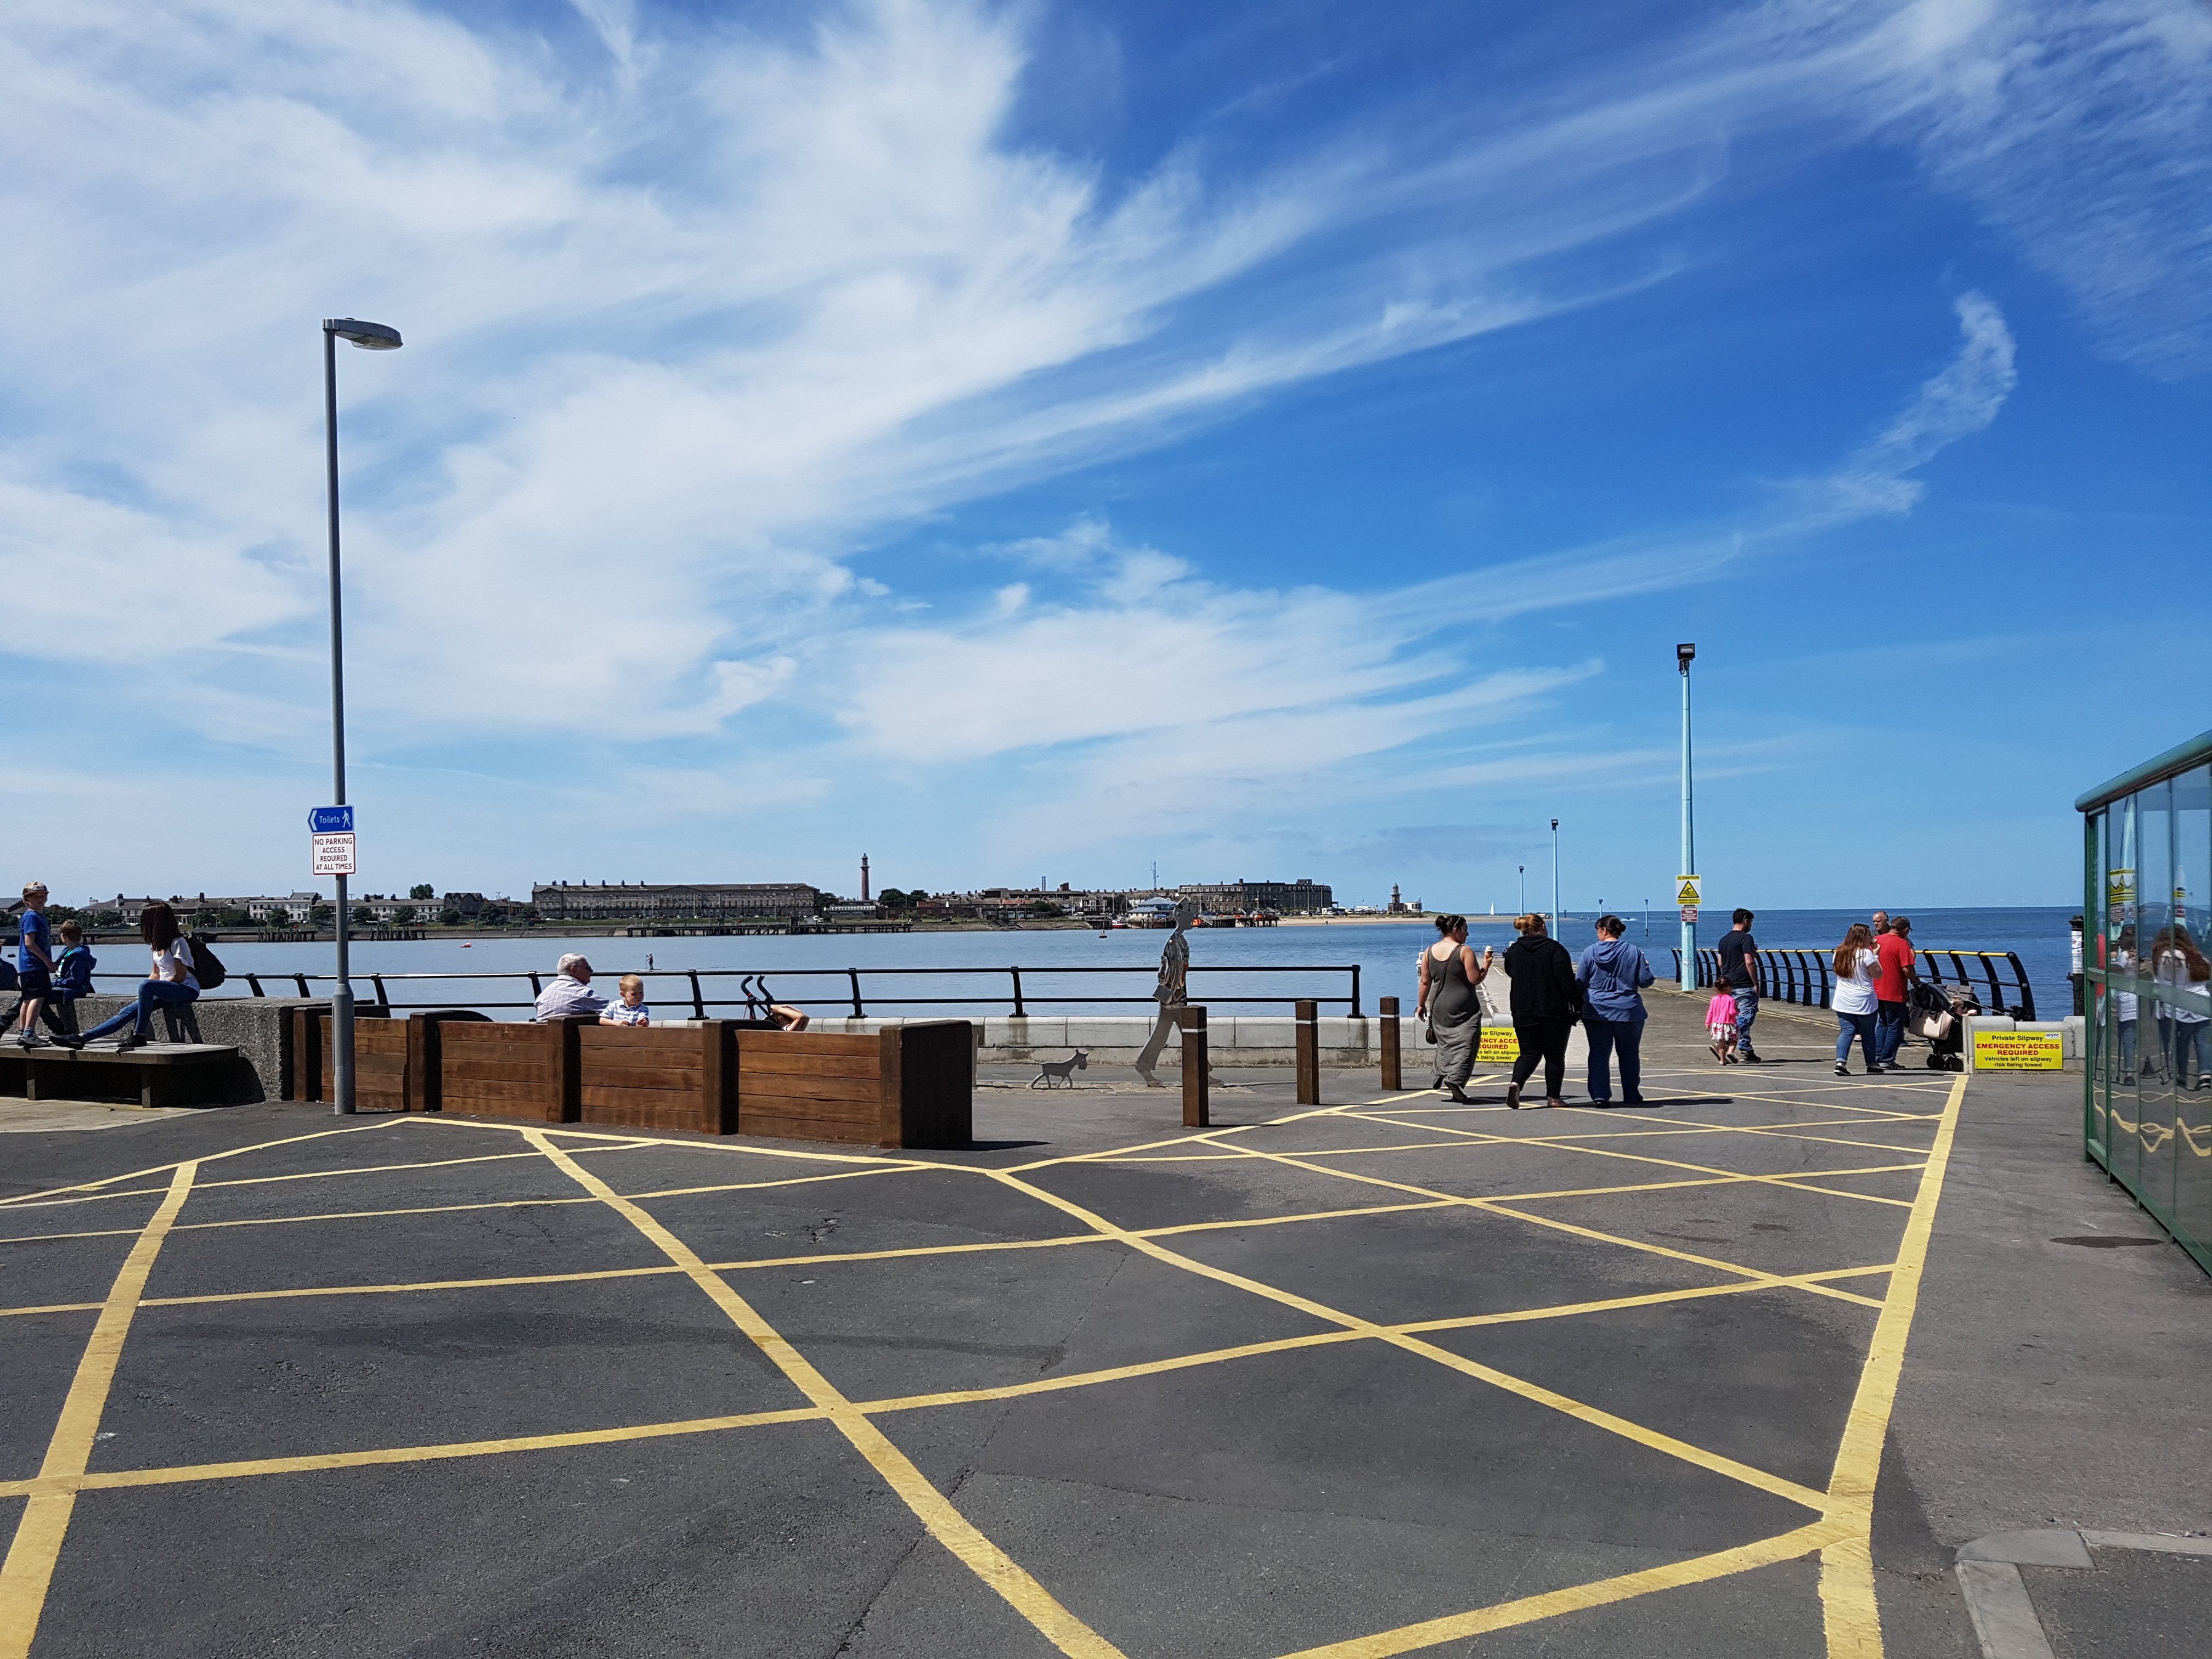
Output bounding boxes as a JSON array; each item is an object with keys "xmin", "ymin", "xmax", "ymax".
[
  {"xmin": 1379, "ymin": 996, "xmax": 1401, "ymax": 1092},
  {"xmin": 1177, "ymin": 1005, "xmax": 1210, "ymax": 1128},
  {"xmin": 1295, "ymin": 998, "xmax": 1320, "ymax": 1105}
]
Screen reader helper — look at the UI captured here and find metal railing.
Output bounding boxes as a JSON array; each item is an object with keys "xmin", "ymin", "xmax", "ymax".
[
  {"xmin": 88, "ymin": 963, "xmax": 1365, "ymax": 1020},
  {"xmin": 1669, "ymin": 945, "xmax": 2035, "ymax": 1018}
]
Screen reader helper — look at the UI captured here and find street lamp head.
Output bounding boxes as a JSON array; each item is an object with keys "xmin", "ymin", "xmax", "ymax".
[
  {"xmin": 324, "ymin": 318, "xmax": 402, "ymax": 350},
  {"xmin": 1676, "ymin": 641, "xmax": 1696, "ymax": 672},
  {"xmin": 1551, "ymin": 819, "xmax": 1559, "ymax": 832}
]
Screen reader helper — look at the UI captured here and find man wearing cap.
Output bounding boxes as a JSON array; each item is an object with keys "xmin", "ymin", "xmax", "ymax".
[{"xmin": 534, "ymin": 953, "xmax": 607, "ymax": 1021}]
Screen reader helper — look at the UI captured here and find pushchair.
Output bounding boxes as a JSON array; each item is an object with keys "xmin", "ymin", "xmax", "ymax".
[{"xmin": 1907, "ymin": 980, "xmax": 1977, "ymax": 1071}]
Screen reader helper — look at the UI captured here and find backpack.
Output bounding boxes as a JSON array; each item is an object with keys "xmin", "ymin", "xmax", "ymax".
[{"xmin": 185, "ymin": 934, "xmax": 228, "ymax": 990}]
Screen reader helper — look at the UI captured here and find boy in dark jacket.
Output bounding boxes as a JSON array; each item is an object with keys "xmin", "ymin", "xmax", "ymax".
[{"xmin": 49, "ymin": 921, "xmax": 95, "ymax": 1036}]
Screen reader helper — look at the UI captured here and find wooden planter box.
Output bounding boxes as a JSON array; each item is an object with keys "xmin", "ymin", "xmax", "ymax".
[{"xmin": 291, "ymin": 1013, "xmax": 971, "ymax": 1148}]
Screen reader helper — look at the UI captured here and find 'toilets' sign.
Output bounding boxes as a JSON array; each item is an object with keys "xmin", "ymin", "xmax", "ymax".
[{"xmin": 309, "ymin": 805, "xmax": 356, "ymax": 877}]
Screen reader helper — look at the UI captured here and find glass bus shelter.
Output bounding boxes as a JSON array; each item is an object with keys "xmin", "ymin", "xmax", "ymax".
[{"xmin": 2078, "ymin": 729, "xmax": 2212, "ymax": 1274}]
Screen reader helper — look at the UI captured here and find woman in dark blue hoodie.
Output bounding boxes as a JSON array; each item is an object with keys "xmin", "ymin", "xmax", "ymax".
[{"xmin": 1577, "ymin": 914, "xmax": 1655, "ymax": 1106}]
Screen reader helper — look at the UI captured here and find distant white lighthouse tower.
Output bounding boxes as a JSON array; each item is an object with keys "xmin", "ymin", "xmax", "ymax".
[{"xmin": 860, "ymin": 854, "xmax": 871, "ymax": 902}]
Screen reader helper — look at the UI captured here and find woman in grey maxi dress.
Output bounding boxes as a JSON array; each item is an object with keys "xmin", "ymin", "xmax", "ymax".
[{"xmin": 1417, "ymin": 915, "xmax": 1494, "ymax": 1103}]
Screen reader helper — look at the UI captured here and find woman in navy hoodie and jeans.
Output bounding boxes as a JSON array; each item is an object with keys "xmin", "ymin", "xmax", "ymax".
[{"xmin": 1577, "ymin": 915, "xmax": 1655, "ymax": 1106}]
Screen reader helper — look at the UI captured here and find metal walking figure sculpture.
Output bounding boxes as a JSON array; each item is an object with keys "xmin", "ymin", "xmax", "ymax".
[{"xmin": 1133, "ymin": 900, "xmax": 1208, "ymax": 1088}]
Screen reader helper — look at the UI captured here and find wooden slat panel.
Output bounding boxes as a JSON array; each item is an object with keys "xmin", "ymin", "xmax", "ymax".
[
  {"xmin": 737, "ymin": 1051, "xmax": 882, "ymax": 1080},
  {"xmin": 740, "ymin": 1111, "xmax": 877, "ymax": 1145},
  {"xmin": 441, "ymin": 1079, "xmax": 560, "ymax": 1105},
  {"xmin": 742, "ymin": 1093, "xmax": 878, "ymax": 1126},
  {"xmin": 739, "ymin": 1033, "xmax": 879, "ymax": 1060},
  {"xmin": 578, "ymin": 1027, "xmax": 702, "ymax": 1064},
  {"xmin": 443, "ymin": 1057, "xmax": 557, "ymax": 1084},
  {"xmin": 737, "ymin": 1073, "xmax": 884, "ymax": 1106},
  {"xmin": 440, "ymin": 1024, "xmax": 549, "ymax": 1051},
  {"xmin": 577, "ymin": 1062, "xmax": 708, "ymax": 1092},
  {"xmin": 441, "ymin": 1095, "xmax": 549, "ymax": 1122}
]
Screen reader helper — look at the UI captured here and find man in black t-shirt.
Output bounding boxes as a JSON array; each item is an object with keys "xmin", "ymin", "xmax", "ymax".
[{"xmin": 1716, "ymin": 909, "xmax": 1762, "ymax": 1062}]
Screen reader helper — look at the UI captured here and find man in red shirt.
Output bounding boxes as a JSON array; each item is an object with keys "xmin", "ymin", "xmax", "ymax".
[{"xmin": 1874, "ymin": 916, "xmax": 1917, "ymax": 1070}]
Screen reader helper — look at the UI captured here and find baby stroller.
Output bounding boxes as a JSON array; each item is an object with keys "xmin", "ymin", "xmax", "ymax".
[{"xmin": 1908, "ymin": 980, "xmax": 1977, "ymax": 1071}]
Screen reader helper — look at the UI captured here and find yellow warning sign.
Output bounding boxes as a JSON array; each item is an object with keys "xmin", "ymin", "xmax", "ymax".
[
  {"xmin": 1477, "ymin": 1026, "xmax": 1521, "ymax": 1063},
  {"xmin": 1675, "ymin": 876, "xmax": 1701, "ymax": 905},
  {"xmin": 1971, "ymin": 1030, "xmax": 2063, "ymax": 1071}
]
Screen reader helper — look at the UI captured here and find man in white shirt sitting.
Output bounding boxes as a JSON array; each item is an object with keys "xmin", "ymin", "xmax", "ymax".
[{"xmin": 534, "ymin": 953, "xmax": 608, "ymax": 1021}]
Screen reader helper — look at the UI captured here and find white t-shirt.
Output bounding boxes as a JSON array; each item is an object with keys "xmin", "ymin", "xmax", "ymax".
[
  {"xmin": 1833, "ymin": 947, "xmax": 1880, "ymax": 1016},
  {"xmin": 602, "ymin": 1001, "xmax": 650, "ymax": 1026},
  {"xmin": 153, "ymin": 938, "xmax": 199, "ymax": 993},
  {"xmin": 2113, "ymin": 950, "xmax": 2138, "ymax": 1021},
  {"xmin": 2154, "ymin": 948, "xmax": 2209, "ymax": 1024}
]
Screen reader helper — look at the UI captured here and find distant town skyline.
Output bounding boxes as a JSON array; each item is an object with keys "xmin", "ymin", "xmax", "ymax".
[{"xmin": 2, "ymin": 2, "xmax": 2201, "ymax": 912}]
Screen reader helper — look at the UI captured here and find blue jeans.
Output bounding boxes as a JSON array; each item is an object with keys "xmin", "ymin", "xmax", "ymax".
[
  {"xmin": 2159, "ymin": 1017, "xmax": 2207, "ymax": 1088},
  {"xmin": 79, "ymin": 980, "xmax": 198, "ymax": 1041},
  {"xmin": 1733, "ymin": 985, "xmax": 1759, "ymax": 1048},
  {"xmin": 1875, "ymin": 1000, "xmax": 1907, "ymax": 1066},
  {"xmin": 1836, "ymin": 1009, "xmax": 1878, "ymax": 1069},
  {"xmin": 1583, "ymin": 1013, "xmax": 1645, "ymax": 1102}
]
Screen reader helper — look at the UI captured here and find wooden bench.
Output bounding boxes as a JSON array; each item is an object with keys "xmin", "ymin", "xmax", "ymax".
[
  {"xmin": 0, "ymin": 1043, "xmax": 245, "ymax": 1109},
  {"xmin": 287, "ymin": 1012, "xmax": 974, "ymax": 1148}
]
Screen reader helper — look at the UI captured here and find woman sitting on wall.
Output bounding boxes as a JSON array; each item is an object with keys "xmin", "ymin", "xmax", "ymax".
[{"xmin": 56, "ymin": 902, "xmax": 198, "ymax": 1051}]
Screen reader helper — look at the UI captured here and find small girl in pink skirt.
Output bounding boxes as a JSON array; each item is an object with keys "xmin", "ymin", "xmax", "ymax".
[{"xmin": 1706, "ymin": 989, "xmax": 1740, "ymax": 1063}]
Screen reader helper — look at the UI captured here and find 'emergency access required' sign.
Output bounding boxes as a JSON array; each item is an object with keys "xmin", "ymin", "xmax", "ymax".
[{"xmin": 310, "ymin": 805, "xmax": 356, "ymax": 876}]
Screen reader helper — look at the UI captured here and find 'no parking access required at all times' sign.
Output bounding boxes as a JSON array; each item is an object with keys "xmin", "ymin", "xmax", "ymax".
[{"xmin": 310, "ymin": 805, "xmax": 357, "ymax": 876}]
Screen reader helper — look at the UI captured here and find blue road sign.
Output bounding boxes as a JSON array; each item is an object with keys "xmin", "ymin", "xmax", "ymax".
[{"xmin": 309, "ymin": 805, "xmax": 354, "ymax": 833}]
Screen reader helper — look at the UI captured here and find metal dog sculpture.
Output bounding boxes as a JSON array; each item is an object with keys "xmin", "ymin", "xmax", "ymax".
[{"xmin": 1029, "ymin": 1050, "xmax": 1088, "ymax": 1089}]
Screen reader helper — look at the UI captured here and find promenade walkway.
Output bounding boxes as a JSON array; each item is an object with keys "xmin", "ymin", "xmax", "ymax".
[{"xmin": 0, "ymin": 996, "xmax": 2202, "ymax": 1657}]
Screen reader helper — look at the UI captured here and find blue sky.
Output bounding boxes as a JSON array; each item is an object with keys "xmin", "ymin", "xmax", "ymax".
[{"xmin": 2, "ymin": 0, "xmax": 2205, "ymax": 911}]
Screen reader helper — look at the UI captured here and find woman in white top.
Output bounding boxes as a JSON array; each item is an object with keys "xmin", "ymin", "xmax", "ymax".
[
  {"xmin": 56, "ymin": 901, "xmax": 198, "ymax": 1051},
  {"xmin": 2111, "ymin": 924, "xmax": 2141, "ymax": 1083},
  {"xmin": 2149, "ymin": 924, "xmax": 2210, "ymax": 1090},
  {"xmin": 1831, "ymin": 923, "xmax": 1883, "ymax": 1076}
]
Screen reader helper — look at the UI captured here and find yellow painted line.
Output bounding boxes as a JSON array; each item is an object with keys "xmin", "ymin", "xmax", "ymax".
[
  {"xmin": 0, "ymin": 1227, "xmax": 148, "ymax": 1247},
  {"xmin": 0, "ymin": 1258, "xmax": 1899, "ymax": 1504},
  {"xmin": 404, "ymin": 1115, "xmax": 941, "ymax": 1171},
  {"xmin": 983, "ymin": 1167, "xmax": 1830, "ymax": 1511},
  {"xmin": 1819, "ymin": 1071, "xmax": 1969, "ymax": 1656},
  {"xmin": 1196, "ymin": 1138, "xmax": 1887, "ymax": 1310},
  {"xmin": 0, "ymin": 1161, "xmax": 195, "ymax": 1659},
  {"xmin": 1330, "ymin": 1111, "xmax": 1922, "ymax": 1206},
  {"xmin": 0, "ymin": 1302, "xmax": 102, "ymax": 1321},
  {"xmin": 184, "ymin": 1144, "xmax": 655, "ymax": 1194},
  {"xmin": 0, "ymin": 1120, "xmax": 400, "ymax": 1209},
  {"xmin": 10, "ymin": 1407, "xmax": 831, "ymax": 1497},
  {"xmin": 523, "ymin": 1130, "xmax": 1127, "ymax": 1659},
  {"xmin": 1273, "ymin": 1518, "xmax": 1849, "ymax": 1658}
]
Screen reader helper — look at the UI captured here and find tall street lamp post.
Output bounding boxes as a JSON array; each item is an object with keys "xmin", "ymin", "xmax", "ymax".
[
  {"xmin": 1517, "ymin": 865, "xmax": 1525, "ymax": 915},
  {"xmin": 1550, "ymin": 819, "xmax": 1560, "ymax": 939},
  {"xmin": 1678, "ymin": 642, "xmax": 1697, "ymax": 993},
  {"xmin": 322, "ymin": 317, "xmax": 402, "ymax": 1116}
]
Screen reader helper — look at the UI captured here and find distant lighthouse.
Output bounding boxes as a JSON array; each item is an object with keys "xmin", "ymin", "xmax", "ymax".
[{"xmin": 860, "ymin": 854, "xmax": 871, "ymax": 902}]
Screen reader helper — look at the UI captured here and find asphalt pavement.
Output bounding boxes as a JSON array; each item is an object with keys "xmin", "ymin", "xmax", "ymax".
[{"xmin": 1, "ymin": 992, "xmax": 2203, "ymax": 1658}]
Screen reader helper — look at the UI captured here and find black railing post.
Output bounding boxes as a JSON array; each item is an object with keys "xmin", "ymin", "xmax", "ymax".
[
  {"xmin": 2007, "ymin": 951, "xmax": 2036, "ymax": 1021},
  {"xmin": 849, "ymin": 968, "xmax": 864, "ymax": 1019},
  {"xmin": 1349, "ymin": 964, "xmax": 1362, "ymax": 1019},
  {"xmin": 371, "ymin": 974, "xmax": 390, "ymax": 1012},
  {"xmin": 294, "ymin": 973, "xmax": 311, "ymax": 997},
  {"xmin": 1009, "ymin": 968, "xmax": 1025, "ymax": 1018},
  {"xmin": 688, "ymin": 969, "xmax": 705, "ymax": 1021},
  {"xmin": 245, "ymin": 974, "xmax": 265, "ymax": 997}
]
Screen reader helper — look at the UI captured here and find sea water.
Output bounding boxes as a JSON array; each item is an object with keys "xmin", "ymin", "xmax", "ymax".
[{"xmin": 153, "ymin": 906, "xmax": 2080, "ymax": 1021}]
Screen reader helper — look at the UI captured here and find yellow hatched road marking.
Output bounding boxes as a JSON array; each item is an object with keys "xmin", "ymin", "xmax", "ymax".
[
  {"xmin": 984, "ymin": 1166, "xmax": 1830, "ymax": 1511},
  {"xmin": 521, "ymin": 1130, "xmax": 1128, "ymax": 1659},
  {"xmin": 0, "ymin": 1120, "xmax": 399, "ymax": 1209},
  {"xmin": 0, "ymin": 1262, "xmax": 1893, "ymax": 1503},
  {"xmin": 1272, "ymin": 1519, "xmax": 1850, "ymax": 1658},
  {"xmin": 0, "ymin": 1162, "xmax": 196, "ymax": 1659},
  {"xmin": 1329, "ymin": 1111, "xmax": 1921, "ymax": 1206},
  {"xmin": 1818, "ymin": 1071, "xmax": 1969, "ymax": 1655},
  {"xmin": 1182, "ymin": 1138, "xmax": 1887, "ymax": 1309}
]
